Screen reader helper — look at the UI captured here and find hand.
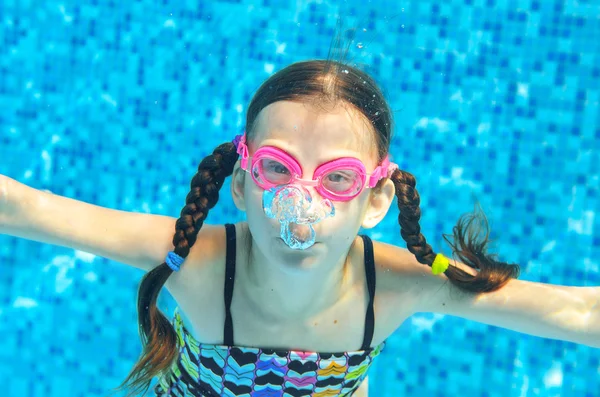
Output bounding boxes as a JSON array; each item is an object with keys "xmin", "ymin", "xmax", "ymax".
[
  {"xmin": 0, "ymin": 175, "xmax": 15, "ymax": 231},
  {"xmin": 0, "ymin": 175, "xmax": 8, "ymax": 212}
]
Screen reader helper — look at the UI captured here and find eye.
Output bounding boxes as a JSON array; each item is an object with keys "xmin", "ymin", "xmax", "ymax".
[
  {"xmin": 322, "ymin": 170, "xmax": 362, "ymax": 195},
  {"xmin": 327, "ymin": 173, "xmax": 348, "ymax": 183},
  {"xmin": 266, "ymin": 160, "xmax": 289, "ymax": 175},
  {"xmin": 326, "ymin": 171, "xmax": 353, "ymax": 183}
]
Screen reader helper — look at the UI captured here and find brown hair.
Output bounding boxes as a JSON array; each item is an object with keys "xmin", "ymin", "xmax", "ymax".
[{"xmin": 113, "ymin": 29, "xmax": 520, "ymax": 397}]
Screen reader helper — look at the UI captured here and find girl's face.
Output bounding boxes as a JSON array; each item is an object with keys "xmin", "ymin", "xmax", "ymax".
[{"xmin": 233, "ymin": 100, "xmax": 386, "ymax": 272}]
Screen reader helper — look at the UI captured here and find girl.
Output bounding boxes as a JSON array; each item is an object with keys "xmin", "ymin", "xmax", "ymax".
[{"xmin": 1, "ymin": 59, "xmax": 598, "ymax": 397}]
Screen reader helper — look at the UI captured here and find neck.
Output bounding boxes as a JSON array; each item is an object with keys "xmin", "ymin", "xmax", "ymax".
[{"xmin": 238, "ymin": 231, "xmax": 357, "ymax": 322}]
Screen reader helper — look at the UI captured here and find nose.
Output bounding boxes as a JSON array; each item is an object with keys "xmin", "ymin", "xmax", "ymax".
[
  {"xmin": 293, "ymin": 177, "xmax": 321, "ymax": 195},
  {"xmin": 297, "ymin": 182, "xmax": 326, "ymax": 203},
  {"xmin": 301, "ymin": 185, "xmax": 319, "ymax": 202}
]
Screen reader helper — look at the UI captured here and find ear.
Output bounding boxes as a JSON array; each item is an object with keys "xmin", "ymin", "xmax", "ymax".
[
  {"xmin": 230, "ymin": 160, "xmax": 247, "ymax": 211},
  {"xmin": 361, "ymin": 178, "xmax": 396, "ymax": 229}
]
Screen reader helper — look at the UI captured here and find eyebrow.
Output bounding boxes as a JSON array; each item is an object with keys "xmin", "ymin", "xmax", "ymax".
[{"xmin": 257, "ymin": 138, "xmax": 366, "ymax": 166}]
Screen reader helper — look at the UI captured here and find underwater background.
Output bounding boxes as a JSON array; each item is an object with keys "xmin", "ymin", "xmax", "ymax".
[{"xmin": 0, "ymin": 0, "xmax": 599, "ymax": 395}]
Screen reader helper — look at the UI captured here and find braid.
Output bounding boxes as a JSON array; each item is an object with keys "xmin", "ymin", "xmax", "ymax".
[
  {"xmin": 390, "ymin": 168, "xmax": 437, "ymax": 266},
  {"xmin": 113, "ymin": 141, "xmax": 239, "ymax": 397},
  {"xmin": 173, "ymin": 144, "xmax": 236, "ymax": 257},
  {"xmin": 390, "ymin": 168, "xmax": 520, "ymax": 294}
]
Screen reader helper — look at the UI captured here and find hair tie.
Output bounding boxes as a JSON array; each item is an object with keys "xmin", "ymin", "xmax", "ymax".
[
  {"xmin": 232, "ymin": 134, "xmax": 242, "ymax": 149},
  {"xmin": 387, "ymin": 163, "xmax": 399, "ymax": 178},
  {"xmin": 165, "ymin": 251, "xmax": 185, "ymax": 272},
  {"xmin": 431, "ymin": 253, "xmax": 450, "ymax": 275}
]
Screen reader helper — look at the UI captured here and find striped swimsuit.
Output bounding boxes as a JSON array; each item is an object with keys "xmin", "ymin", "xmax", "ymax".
[{"xmin": 155, "ymin": 224, "xmax": 385, "ymax": 396}]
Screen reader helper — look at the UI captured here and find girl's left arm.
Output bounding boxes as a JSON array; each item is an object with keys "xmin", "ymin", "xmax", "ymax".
[
  {"xmin": 377, "ymin": 243, "xmax": 600, "ymax": 348},
  {"xmin": 418, "ymin": 275, "xmax": 600, "ymax": 348}
]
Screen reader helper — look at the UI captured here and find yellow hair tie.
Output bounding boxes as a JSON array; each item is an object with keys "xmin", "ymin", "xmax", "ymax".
[{"xmin": 431, "ymin": 254, "xmax": 450, "ymax": 275}]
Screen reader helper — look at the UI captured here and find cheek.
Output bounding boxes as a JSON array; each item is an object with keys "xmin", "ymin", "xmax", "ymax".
[
  {"xmin": 244, "ymin": 188, "xmax": 273, "ymax": 243},
  {"xmin": 243, "ymin": 178, "xmax": 263, "ymax": 204},
  {"xmin": 327, "ymin": 200, "xmax": 363, "ymax": 227},
  {"xmin": 332, "ymin": 194, "xmax": 371, "ymax": 228},
  {"xmin": 243, "ymin": 183, "xmax": 284, "ymax": 234},
  {"xmin": 244, "ymin": 183, "xmax": 265, "ymax": 217}
]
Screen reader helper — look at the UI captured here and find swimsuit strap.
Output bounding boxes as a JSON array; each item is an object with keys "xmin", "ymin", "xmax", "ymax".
[
  {"xmin": 221, "ymin": 225, "xmax": 377, "ymax": 350},
  {"xmin": 223, "ymin": 223, "xmax": 237, "ymax": 346},
  {"xmin": 360, "ymin": 234, "xmax": 376, "ymax": 350}
]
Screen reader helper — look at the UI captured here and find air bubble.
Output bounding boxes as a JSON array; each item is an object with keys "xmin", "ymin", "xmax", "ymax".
[{"xmin": 357, "ymin": 43, "xmax": 364, "ymax": 49}]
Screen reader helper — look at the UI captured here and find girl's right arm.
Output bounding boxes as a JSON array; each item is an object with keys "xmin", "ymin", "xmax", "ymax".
[{"xmin": 0, "ymin": 175, "xmax": 184, "ymax": 271}]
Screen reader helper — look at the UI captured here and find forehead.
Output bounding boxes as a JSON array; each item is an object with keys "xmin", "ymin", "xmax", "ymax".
[{"xmin": 251, "ymin": 100, "xmax": 378, "ymax": 161}]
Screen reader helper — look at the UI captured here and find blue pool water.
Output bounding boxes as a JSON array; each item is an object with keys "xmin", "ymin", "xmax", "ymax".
[{"xmin": 1, "ymin": 0, "xmax": 599, "ymax": 396}]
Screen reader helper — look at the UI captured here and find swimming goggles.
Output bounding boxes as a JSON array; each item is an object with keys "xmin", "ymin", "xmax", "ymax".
[{"xmin": 233, "ymin": 132, "xmax": 398, "ymax": 202}]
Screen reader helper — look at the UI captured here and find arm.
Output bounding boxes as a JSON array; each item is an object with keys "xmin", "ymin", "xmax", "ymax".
[
  {"xmin": 419, "ymin": 272, "xmax": 600, "ymax": 348},
  {"xmin": 376, "ymin": 242, "xmax": 600, "ymax": 348},
  {"xmin": 0, "ymin": 175, "xmax": 180, "ymax": 271}
]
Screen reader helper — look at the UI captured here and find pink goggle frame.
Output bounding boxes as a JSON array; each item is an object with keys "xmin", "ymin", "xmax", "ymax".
[{"xmin": 234, "ymin": 133, "xmax": 399, "ymax": 202}]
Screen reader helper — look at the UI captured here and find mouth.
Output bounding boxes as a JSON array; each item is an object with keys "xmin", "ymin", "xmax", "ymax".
[{"xmin": 277, "ymin": 237, "xmax": 320, "ymax": 246}]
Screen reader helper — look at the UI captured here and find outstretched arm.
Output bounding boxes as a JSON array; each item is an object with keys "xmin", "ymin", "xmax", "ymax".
[
  {"xmin": 0, "ymin": 175, "xmax": 177, "ymax": 271},
  {"xmin": 419, "ymin": 272, "xmax": 600, "ymax": 348},
  {"xmin": 376, "ymin": 241, "xmax": 600, "ymax": 348}
]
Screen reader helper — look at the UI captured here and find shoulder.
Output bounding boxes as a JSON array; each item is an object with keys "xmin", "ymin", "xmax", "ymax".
[
  {"xmin": 370, "ymin": 239, "xmax": 433, "ymax": 303},
  {"xmin": 183, "ymin": 223, "xmax": 228, "ymax": 271},
  {"xmin": 369, "ymin": 238, "xmax": 478, "ymax": 316},
  {"xmin": 164, "ymin": 223, "xmax": 228, "ymax": 294},
  {"xmin": 370, "ymin": 238, "xmax": 476, "ymax": 290},
  {"xmin": 368, "ymin": 239, "xmax": 448, "ymax": 316},
  {"xmin": 353, "ymin": 237, "xmax": 432, "ymax": 340}
]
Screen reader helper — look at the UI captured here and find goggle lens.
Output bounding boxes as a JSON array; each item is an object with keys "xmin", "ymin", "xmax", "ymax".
[
  {"xmin": 252, "ymin": 156, "xmax": 363, "ymax": 198},
  {"xmin": 321, "ymin": 170, "xmax": 363, "ymax": 196},
  {"xmin": 252, "ymin": 158, "xmax": 293, "ymax": 185}
]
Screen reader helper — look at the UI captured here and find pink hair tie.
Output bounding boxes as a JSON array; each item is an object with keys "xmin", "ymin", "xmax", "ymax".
[
  {"xmin": 232, "ymin": 134, "xmax": 243, "ymax": 149},
  {"xmin": 387, "ymin": 163, "xmax": 399, "ymax": 178}
]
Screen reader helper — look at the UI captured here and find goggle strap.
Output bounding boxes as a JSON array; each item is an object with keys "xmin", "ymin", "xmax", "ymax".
[
  {"xmin": 235, "ymin": 133, "xmax": 249, "ymax": 170},
  {"xmin": 368, "ymin": 156, "xmax": 399, "ymax": 187}
]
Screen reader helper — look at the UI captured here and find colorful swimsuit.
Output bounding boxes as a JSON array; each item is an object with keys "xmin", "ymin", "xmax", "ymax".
[{"xmin": 154, "ymin": 224, "xmax": 385, "ymax": 396}]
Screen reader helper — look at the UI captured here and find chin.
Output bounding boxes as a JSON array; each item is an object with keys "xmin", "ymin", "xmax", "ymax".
[{"xmin": 278, "ymin": 255, "xmax": 323, "ymax": 274}]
